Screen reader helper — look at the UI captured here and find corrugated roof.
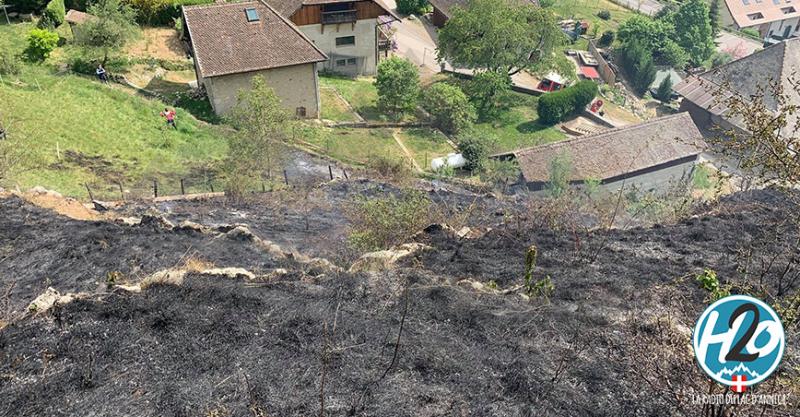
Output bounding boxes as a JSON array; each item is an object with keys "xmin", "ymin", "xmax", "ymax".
[
  {"xmin": 511, "ymin": 113, "xmax": 706, "ymax": 183},
  {"xmin": 183, "ymin": 0, "xmax": 328, "ymax": 78}
]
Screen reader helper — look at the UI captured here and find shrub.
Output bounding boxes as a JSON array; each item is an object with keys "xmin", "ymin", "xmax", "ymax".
[
  {"xmin": 375, "ymin": 56, "xmax": 420, "ymax": 118},
  {"xmin": 465, "ymin": 70, "xmax": 512, "ymax": 121},
  {"xmin": 422, "ymin": 83, "xmax": 475, "ymax": 134},
  {"xmin": 597, "ymin": 10, "xmax": 611, "ymax": 20},
  {"xmin": 0, "ymin": 52, "xmax": 22, "ymax": 75},
  {"xmin": 457, "ymin": 134, "xmax": 490, "ymax": 172},
  {"xmin": 655, "ymin": 76, "xmax": 673, "ymax": 103},
  {"xmin": 367, "ymin": 155, "xmax": 413, "ymax": 182},
  {"xmin": 546, "ymin": 152, "xmax": 572, "ymax": 197},
  {"xmin": 396, "ymin": 0, "xmax": 428, "ymax": 15},
  {"xmin": 711, "ymin": 51, "xmax": 732, "ymax": 68},
  {"xmin": 598, "ymin": 30, "xmax": 614, "ymax": 47},
  {"xmin": 24, "ymin": 28, "xmax": 59, "ymax": 62},
  {"xmin": 39, "ymin": 0, "xmax": 65, "ymax": 29},
  {"xmin": 741, "ymin": 27, "xmax": 760, "ymax": 39},
  {"xmin": 346, "ymin": 189, "xmax": 431, "ymax": 251},
  {"xmin": 537, "ymin": 80, "xmax": 598, "ymax": 125},
  {"xmin": 68, "ymin": 53, "xmax": 130, "ymax": 74}
]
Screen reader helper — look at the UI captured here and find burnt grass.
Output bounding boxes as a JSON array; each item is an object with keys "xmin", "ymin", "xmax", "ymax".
[{"xmin": 1, "ymin": 188, "xmax": 800, "ymax": 416}]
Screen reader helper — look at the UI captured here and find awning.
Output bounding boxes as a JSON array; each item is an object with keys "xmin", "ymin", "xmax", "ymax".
[{"xmin": 580, "ymin": 66, "xmax": 600, "ymax": 79}]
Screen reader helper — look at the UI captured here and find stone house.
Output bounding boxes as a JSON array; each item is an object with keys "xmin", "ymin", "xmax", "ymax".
[{"xmin": 183, "ymin": 0, "xmax": 328, "ymax": 116}]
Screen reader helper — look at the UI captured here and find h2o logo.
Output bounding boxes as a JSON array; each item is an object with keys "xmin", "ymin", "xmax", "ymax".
[{"xmin": 693, "ymin": 295, "xmax": 785, "ymax": 390}]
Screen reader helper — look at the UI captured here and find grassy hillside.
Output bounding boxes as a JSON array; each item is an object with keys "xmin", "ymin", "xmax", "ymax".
[{"xmin": 0, "ymin": 23, "xmax": 227, "ymax": 199}]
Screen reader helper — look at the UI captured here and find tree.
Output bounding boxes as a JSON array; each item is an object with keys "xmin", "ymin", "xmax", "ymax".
[
  {"xmin": 76, "ymin": 0, "xmax": 138, "ymax": 66},
  {"xmin": 437, "ymin": 0, "xmax": 564, "ymax": 76},
  {"xmin": 396, "ymin": 0, "xmax": 427, "ymax": 15},
  {"xmin": 465, "ymin": 70, "xmax": 511, "ymax": 121},
  {"xmin": 672, "ymin": 0, "xmax": 715, "ymax": 65},
  {"xmin": 458, "ymin": 134, "xmax": 490, "ymax": 172},
  {"xmin": 24, "ymin": 28, "xmax": 59, "ymax": 62},
  {"xmin": 709, "ymin": 0, "xmax": 721, "ymax": 37},
  {"xmin": 422, "ymin": 83, "xmax": 476, "ymax": 134},
  {"xmin": 224, "ymin": 76, "xmax": 290, "ymax": 197},
  {"xmin": 655, "ymin": 76, "xmax": 673, "ymax": 103},
  {"xmin": 39, "ymin": 0, "xmax": 65, "ymax": 29},
  {"xmin": 375, "ymin": 56, "xmax": 420, "ymax": 118},
  {"xmin": 598, "ymin": 30, "xmax": 614, "ymax": 47},
  {"xmin": 620, "ymin": 40, "xmax": 656, "ymax": 95}
]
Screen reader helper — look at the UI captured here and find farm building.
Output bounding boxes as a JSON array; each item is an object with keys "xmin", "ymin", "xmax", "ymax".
[{"xmin": 494, "ymin": 113, "xmax": 707, "ymax": 193}]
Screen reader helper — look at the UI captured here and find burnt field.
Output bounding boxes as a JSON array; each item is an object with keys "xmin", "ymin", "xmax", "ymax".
[{"xmin": 0, "ymin": 186, "xmax": 799, "ymax": 416}]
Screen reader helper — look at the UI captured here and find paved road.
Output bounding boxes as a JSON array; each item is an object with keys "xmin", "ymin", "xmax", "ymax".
[
  {"xmin": 715, "ymin": 31, "xmax": 762, "ymax": 58},
  {"xmin": 609, "ymin": 0, "xmax": 664, "ymax": 16}
]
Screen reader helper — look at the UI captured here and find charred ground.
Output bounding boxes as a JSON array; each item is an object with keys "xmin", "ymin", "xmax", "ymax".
[{"xmin": 0, "ymin": 184, "xmax": 798, "ymax": 417}]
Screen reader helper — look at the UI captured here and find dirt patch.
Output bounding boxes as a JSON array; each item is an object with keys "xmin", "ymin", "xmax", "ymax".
[{"xmin": 127, "ymin": 27, "xmax": 187, "ymax": 61}]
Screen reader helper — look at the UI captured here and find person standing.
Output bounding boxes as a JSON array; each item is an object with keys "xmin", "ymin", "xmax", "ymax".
[{"xmin": 160, "ymin": 108, "xmax": 177, "ymax": 130}]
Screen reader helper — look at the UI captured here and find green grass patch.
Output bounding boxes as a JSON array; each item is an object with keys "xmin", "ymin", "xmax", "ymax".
[
  {"xmin": 549, "ymin": 0, "xmax": 636, "ymax": 35},
  {"xmin": 299, "ymin": 126, "xmax": 407, "ymax": 166},
  {"xmin": 320, "ymin": 87, "xmax": 359, "ymax": 122},
  {"xmin": 2, "ymin": 64, "xmax": 227, "ymax": 199},
  {"xmin": 471, "ymin": 95, "xmax": 566, "ymax": 153},
  {"xmin": 395, "ymin": 128, "xmax": 455, "ymax": 171},
  {"xmin": 319, "ymin": 74, "xmax": 381, "ymax": 120},
  {"xmin": 693, "ymin": 163, "xmax": 713, "ymax": 190}
]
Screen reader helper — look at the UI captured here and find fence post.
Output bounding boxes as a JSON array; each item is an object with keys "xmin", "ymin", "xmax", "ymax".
[
  {"xmin": 85, "ymin": 183, "xmax": 94, "ymax": 201},
  {"xmin": 283, "ymin": 169, "xmax": 289, "ymax": 186},
  {"xmin": 180, "ymin": 178, "xmax": 185, "ymax": 195},
  {"xmin": 118, "ymin": 182, "xmax": 125, "ymax": 202},
  {"xmin": 209, "ymin": 182, "xmax": 215, "ymax": 193},
  {"xmin": 153, "ymin": 180, "xmax": 158, "ymax": 198},
  {"xmin": 328, "ymin": 165, "xmax": 333, "ymax": 180},
  {"xmin": 343, "ymin": 168, "xmax": 348, "ymax": 180},
  {"xmin": 261, "ymin": 182, "xmax": 266, "ymax": 193}
]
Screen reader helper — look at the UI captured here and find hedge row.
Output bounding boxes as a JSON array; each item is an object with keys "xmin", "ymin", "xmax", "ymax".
[
  {"xmin": 537, "ymin": 80, "xmax": 598, "ymax": 125},
  {"xmin": 143, "ymin": 0, "xmax": 214, "ymax": 26}
]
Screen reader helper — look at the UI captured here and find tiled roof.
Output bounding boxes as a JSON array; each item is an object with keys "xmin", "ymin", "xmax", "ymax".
[
  {"xmin": 674, "ymin": 38, "xmax": 800, "ymax": 129},
  {"xmin": 183, "ymin": 0, "xmax": 328, "ymax": 78},
  {"xmin": 268, "ymin": 0, "xmax": 397, "ymax": 20},
  {"xmin": 724, "ymin": 0, "xmax": 800, "ymax": 29},
  {"xmin": 428, "ymin": 0, "xmax": 538, "ymax": 19},
  {"xmin": 510, "ymin": 113, "xmax": 706, "ymax": 183}
]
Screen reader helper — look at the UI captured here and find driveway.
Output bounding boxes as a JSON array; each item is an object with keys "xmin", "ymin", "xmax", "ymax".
[
  {"xmin": 715, "ymin": 31, "xmax": 762, "ymax": 59},
  {"xmin": 609, "ymin": 0, "xmax": 664, "ymax": 16}
]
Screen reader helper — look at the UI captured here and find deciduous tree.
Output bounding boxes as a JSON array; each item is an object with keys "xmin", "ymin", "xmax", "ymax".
[
  {"xmin": 375, "ymin": 56, "xmax": 420, "ymax": 118},
  {"xmin": 76, "ymin": 0, "xmax": 138, "ymax": 66},
  {"xmin": 422, "ymin": 83, "xmax": 475, "ymax": 134},
  {"xmin": 437, "ymin": 0, "xmax": 563, "ymax": 76}
]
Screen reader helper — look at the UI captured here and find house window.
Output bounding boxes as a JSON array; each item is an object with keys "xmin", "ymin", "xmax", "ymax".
[
  {"xmin": 335, "ymin": 36, "xmax": 355, "ymax": 47},
  {"xmin": 782, "ymin": 6, "xmax": 796, "ymax": 13},
  {"xmin": 748, "ymin": 12, "xmax": 764, "ymax": 20},
  {"xmin": 245, "ymin": 8, "xmax": 259, "ymax": 22},
  {"xmin": 347, "ymin": 58, "xmax": 356, "ymax": 65},
  {"xmin": 336, "ymin": 59, "xmax": 347, "ymax": 66},
  {"xmin": 296, "ymin": 107, "xmax": 307, "ymax": 117}
]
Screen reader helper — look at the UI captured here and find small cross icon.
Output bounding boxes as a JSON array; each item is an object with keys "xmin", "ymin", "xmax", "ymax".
[{"xmin": 731, "ymin": 374, "xmax": 747, "ymax": 393}]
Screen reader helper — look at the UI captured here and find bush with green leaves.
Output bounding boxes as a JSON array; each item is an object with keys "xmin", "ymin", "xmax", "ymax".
[
  {"xmin": 619, "ymin": 40, "xmax": 656, "ymax": 95},
  {"xmin": 422, "ymin": 83, "xmax": 475, "ymax": 134},
  {"xmin": 741, "ymin": 28, "xmax": 760, "ymax": 39},
  {"xmin": 24, "ymin": 28, "xmax": 59, "ymax": 62},
  {"xmin": 465, "ymin": 70, "xmax": 511, "ymax": 121},
  {"xmin": 537, "ymin": 80, "xmax": 598, "ymax": 125},
  {"xmin": 39, "ymin": 0, "xmax": 66, "ymax": 29},
  {"xmin": 346, "ymin": 189, "xmax": 432, "ymax": 251},
  {"xmin": 457, "ymin": 134, "xmax": 490, "ymax": 172},
  {"xmin": 375, "ymin": 56, "xmax": 420, "ymax": 118},
  {"xmin": 0, "ymin": 52, "xmax": 22, "ymax": 75},
  {"xmin": 597, "ymin": 10, "xmax": 610, "ymax": 20},
  {"xmin": 598, "ymin": 30, "xmax": 614, "ymax": 47},
  {"xmin": 711, "ymin": 51, "xmax": 732, "ymax": 68},
  {"xmin": 655, "ymin": 76, "xmax": 673, "ymax": 103},
  {"xmin": 546, "ymin": 152, "xmax": 572, "ymax": 197},
  {"xmin": 396, "ymin": 0, "xmax": 428, "ymax": 15}
]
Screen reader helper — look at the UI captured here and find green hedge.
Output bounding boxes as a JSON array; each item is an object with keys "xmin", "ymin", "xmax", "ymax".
[
  {"xmin": 39, "ymin": 0, "xmax": 66, "ymax": 29},
  {"xmin": 537, "ymin": 80, "xmax": 598, "ymax": 125},
  {"xmin": 147, "ymin": 0, "xmax": 213, "ymax": 26}
]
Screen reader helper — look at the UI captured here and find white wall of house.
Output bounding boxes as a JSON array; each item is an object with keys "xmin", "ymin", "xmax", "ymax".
[
  {"xmin": 203, "ymin": 63, "xmax": 321, "ymax": 117},
  {"xmin": 762, "ymin": 17, "xmax": 800, "ymax": 38},
  {"xmin": 298, "ymin": 19, "xmax": 378, "ymax": 75}
]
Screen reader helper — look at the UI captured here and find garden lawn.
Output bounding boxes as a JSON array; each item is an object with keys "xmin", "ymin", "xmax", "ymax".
[
  {"xmin": 549, "ymin": 0, "xmax": 635, "ymax": 34},
  {"xmin": 320, "ymin": 87, "xmax": 359, "ymax": 122},
  {"xmin": 319, "ymin": 75, "xmax": 381, "ymax": 120},
  {"xmin": 395, "ymin": 128, "xmax": 455, "ymax": 171},
  {"xmin": 471, "ymin": 94, "xmax": 566, "ymax": 153},
  {"xmin": 299, "ymin": 126, "xmax": 407, "ymax": 166},
  {"xmin": 1, "ymin": 65, "xmax": 227, "ymax": 199}
]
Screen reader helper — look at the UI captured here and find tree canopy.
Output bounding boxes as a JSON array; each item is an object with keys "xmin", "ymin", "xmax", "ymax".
[
  {"xmin": 76, "ymin": 0, "xmax": 138, "ymax": 65},
  {"xmin": 375, "ymin": 57, "xmax": 420, "ymax": 118},
  {"xmin": 437, "ymin": 0, "xmax": 564, "ymax": 76}
]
